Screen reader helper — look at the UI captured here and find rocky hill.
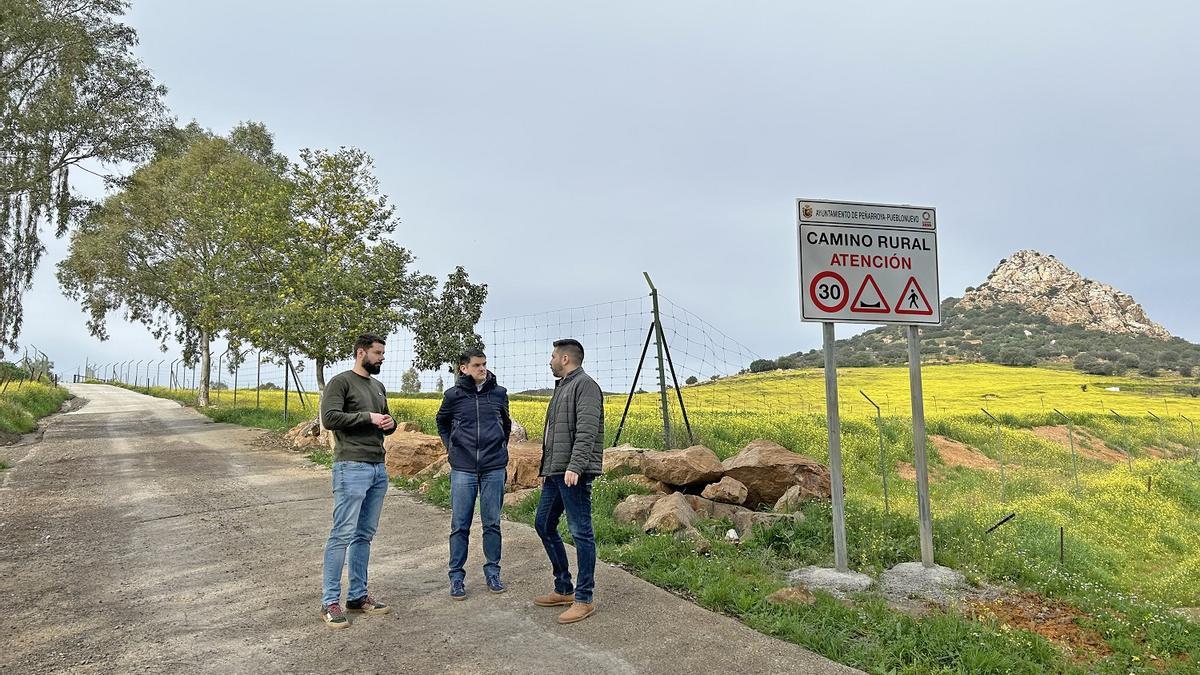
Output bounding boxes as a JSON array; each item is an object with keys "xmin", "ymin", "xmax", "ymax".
[
  {"xmin": 957, "ymin": 250, "xmax": 1170, "ymax": 340},
  {"xmin": 759, "ymin": 250, "xmax": 1199, "ymax": 381}
]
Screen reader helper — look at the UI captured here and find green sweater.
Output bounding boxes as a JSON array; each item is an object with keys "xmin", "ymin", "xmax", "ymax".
[{"xmin": 320, "ymin": 370, "xmax": 396, "ymax": 463}]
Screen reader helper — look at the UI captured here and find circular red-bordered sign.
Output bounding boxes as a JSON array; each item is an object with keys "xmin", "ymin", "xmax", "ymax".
[{"xmin": 809, "ymin": 271, "xmax": 849, "ymax": 313}]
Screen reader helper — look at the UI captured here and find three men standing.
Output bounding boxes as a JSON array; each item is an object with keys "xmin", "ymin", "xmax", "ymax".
[
  {"xmin": 318, "ymin": 335, "xmax": 602, "ymax": 627},
  {"xmin": 436, "ymin": 348, "xmax": 512, "ymax": 599}
]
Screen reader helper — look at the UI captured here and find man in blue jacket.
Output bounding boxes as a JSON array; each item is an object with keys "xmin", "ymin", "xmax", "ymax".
[{"xmin": 436, "ymin": 348, "xmax": 512, "ymax": 600}]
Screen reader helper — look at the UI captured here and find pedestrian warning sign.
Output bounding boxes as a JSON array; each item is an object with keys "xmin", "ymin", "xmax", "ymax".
[
  {"xmin": 895, "ymin": 277, "xmax": 933, "ymax": 315},
  {"xmin": 797, "ymin": 198, "xmax": 940, "ymax": 325},
  {"xmin": 850, "ymin": 274, "xmax": 890, "ymax": 314}
]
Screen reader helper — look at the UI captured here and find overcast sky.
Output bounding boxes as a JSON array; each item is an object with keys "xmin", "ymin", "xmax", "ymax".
[{"xmin": 19, "ymin": 0, "xmax": 1200, "ymax": 379}]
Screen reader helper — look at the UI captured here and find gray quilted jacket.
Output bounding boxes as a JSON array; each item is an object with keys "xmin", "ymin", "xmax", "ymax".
[{"xmin": 539, "ymin": 367, "xmax": 605, "ymax": 477}]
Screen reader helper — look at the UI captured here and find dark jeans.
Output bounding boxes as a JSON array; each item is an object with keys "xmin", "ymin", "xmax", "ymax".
[
  {"xmin": 534, "ymin": 474, "xmax": 596, "ymax": 603},
  {"xmin": 448, "ymin": 468, "xmax": 506, "ymax": 583}
]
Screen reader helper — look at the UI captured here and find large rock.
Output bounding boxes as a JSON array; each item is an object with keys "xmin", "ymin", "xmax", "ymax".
[
  {"xmin": 285, "ymin": 419, "xmax": 334, "ymax": 451},
  {"xmin": 613, "ymin": 494, "xmax": 664, "ymax": 526},
  {"xmin": 683, "ymin": 494, "xmax": 751, "ymax": 522},
  {"xmin": 731, "ymin": 511, "xmax": 802, "ymax": 540},
  {"xmin": 774, "ymin": 484, "xmax": 808, "ymax": 513},
  {"xmin": 619, "ymin": 474, "xmax": 672, "ymax": 493},
  {"xmin": 383, "ymin": 432, "xmax": 446, "ymax": 478},
  {"xmin": 701, "ymin": 476, "xmax": 748, "ymax": 505},
  {"xmin": 642, "ymin": 445, "xmax": 724, "ymax": 486},
  {"xmin": 721, "ymin": 439, "xmax": 832, "ymax": 508},
  {"xmin": 503, "ymin": 487, "xmax": 538, "ymax": 509},
  {"xmin": 506, "ymin": 441, "xmax": 543, "ymax": 490},
  {"xmin": 414, "ymin": 456, "xmax": 450, "ymax": 480},
  {"xmin": 509, "ymin": 420, "xmax": 529, "ymax": 443},
  {"xmin": 643, "ymin": 492, "xmax": 697, "ymax": 534},
  {"xmin": 603, "ymin": 445, "xmax": 647, "ymax": 476}
]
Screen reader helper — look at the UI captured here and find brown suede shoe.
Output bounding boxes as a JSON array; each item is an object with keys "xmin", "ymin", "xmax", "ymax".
[
  {"xmin": 533, "ymin": 591, "xmax": 575, "ymax": 607},
  {"xmin": 557, "ymin": 601, "xmax": 595, "ymax": 624}
]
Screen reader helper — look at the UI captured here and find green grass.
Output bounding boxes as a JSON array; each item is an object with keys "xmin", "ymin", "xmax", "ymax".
[{"xmin": 0, "ymin": 382, "xmax": 71, "ymax": 434}]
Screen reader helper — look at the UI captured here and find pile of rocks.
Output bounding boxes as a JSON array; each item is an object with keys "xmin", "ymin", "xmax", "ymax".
[{"xmin": 607, "ymin": 439, "xmax": 832, "ymax": 546}]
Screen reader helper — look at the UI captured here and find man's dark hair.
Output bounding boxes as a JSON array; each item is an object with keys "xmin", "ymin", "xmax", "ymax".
[
  {"xmin": 458, "ymin": 347, "xmax": 486, "ymax": 366},
  {"xmin": 354, "ymin": 333, "xmax": 386, "ymax": 357},
  {"xmin": 553, "ymin": 339, "xmax": 585, "ymax": 364}
]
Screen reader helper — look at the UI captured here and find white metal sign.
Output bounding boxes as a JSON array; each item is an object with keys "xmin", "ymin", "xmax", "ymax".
[{"xmin": 797, "ymin": 199, "xmax": 940, "ymax": 325}]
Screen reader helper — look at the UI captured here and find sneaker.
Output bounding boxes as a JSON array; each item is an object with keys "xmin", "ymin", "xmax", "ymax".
[
  {"xmin": 485, "ymin": 575, "xmax": 507, "ymax": 594},
  {"xmin": 346, "ymin": 595, "xmax": 391, "ymax": 615},
  {"xmin": 558, "ymin": 601, "xmax": 596, "ymax": 624},
  {"xmin": 533, "ymin": 591, "xmax": 574, "ymax": 607},
  {"xmin": 450, "ymin": 579, "xmax": 466, "ymax": 601},
  {"xmin": 321, "ymin": 602, "xmax": 349, "ymax": 629}
]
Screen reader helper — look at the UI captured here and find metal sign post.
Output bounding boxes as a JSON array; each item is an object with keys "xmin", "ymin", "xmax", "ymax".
[
  {"xmin": 823, "ymin": 322, "xmax": 849, "ymax": 572},
  {"xmin": 907, "ymin": 325, "xmax": 935, "ymax": 567},
  {"xmin": 798, "ymin": 198, "xmax": 940, "ymax": 571}
]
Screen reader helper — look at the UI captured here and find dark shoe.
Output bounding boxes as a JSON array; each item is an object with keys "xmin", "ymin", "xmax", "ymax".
[
  {"xmin": 450, "ymin": 579, "xmax": 466, "ymax": 601},
  {"xmin": 558, "ymin": 601, "xmax": 595, "ymax": 624},
  {"xmin": 533, "ymin": 591, "xmax": 574, "ymax": 607},
  {"xmin": 321, "ymin": 602, "xmax": 349, "ymax": 629},
  {"xmin": 346, "ymin": 595, "xmax": 391, "ymax": 615},
  {"xmin": 486, "ymin": 575, "xmax": 507, "ymax": 594}
]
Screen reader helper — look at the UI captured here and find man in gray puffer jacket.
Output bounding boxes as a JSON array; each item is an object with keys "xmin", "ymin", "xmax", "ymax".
[{"xmin": 532, "ymin": 339, "xmax": 604, "ymax": 624}]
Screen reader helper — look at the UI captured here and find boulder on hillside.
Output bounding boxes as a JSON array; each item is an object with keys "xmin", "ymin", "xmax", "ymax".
[
  {"xmin": 613, "ymin": 494, "xmax": 664, "ymax": 526},
  {"xmin": 618, "ymin": 473, "xmax": 672, "ymax": 493},
  {"xmin": 285, "ymin": 419, "xmax": 334, "ymax": 451},
  {"xmin": 509, "ymin": 420, "xmax": 529, "ymax": 443},
  {"xmin": 615, "ymin": 492, "xmax": 768, "ymax": 541},
  {"xmin": 603, "ymin": 445, "xmax": 648, "ymax": 476},
  {"xmin": 503, "ymin": 487, "xmax": 538, "ymax": 509},
  {"xmin": 721, "ymin": 439, "xmax": 832, "ymax": 508},
  {"xmin": 642, "ymin": 445, "xmax": 724, "ymax": 486},
  {"xmin": 731, "ymin": 510, "xmax": 803, "ymax": 540},
  {"xmin": 643, "ymin": 492, "xmax": 697, "ymax": 534},
  {"xmin": 682, "ymin": 494, "xmax": 751, "ymax": 522},
  {"xmin": 383, "ymin": 432, "xmax": 446, "ymax": 478},
  {"xmin": 414, "ymin": 456, "xmax": 451, "ymax": 480},
  {"xmin": 506, "ymin": 441, "xmax": 543, "ymax": 490},
  {"xmin": 701, "ymin": 476, "xmax": 748, "ymax": 505}
]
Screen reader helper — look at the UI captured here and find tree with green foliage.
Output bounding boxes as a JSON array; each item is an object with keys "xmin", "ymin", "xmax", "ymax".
[
  {"xmin": 230, "ymin": 146, "xmax": 436, "ymax": 390},
  {"xmin": 56, "ymin": 127, "xmax": 290, "ymax": 406},
  {"xmin": 1, "ymin": 0, "xmax": 171, "ymax": 356},
  {"xmin": 401, "ymin": 368, "xmax": 421, "ymax": 394},
  {"xmin": 749, "ymin": 359, "xmax": 776, "ymax": 373},
  {"xmin": 410, "ymin": 267, "xmax": 488, "ymax": 374}
]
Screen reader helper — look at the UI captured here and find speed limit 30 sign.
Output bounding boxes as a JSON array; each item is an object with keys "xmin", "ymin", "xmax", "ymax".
[{"xmin": 797, "ymin": 199, "xmax": 940, "ymax": 325}]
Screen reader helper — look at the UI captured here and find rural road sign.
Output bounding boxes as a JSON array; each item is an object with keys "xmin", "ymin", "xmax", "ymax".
[{"xmin": 797, "ymin": 199, "xmax": 940, "ymax": 325}]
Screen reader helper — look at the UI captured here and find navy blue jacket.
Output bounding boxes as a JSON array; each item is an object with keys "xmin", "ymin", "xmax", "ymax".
[{"xmin": 436, "ymin": 371, "xmax": 511, "ymax": 473}]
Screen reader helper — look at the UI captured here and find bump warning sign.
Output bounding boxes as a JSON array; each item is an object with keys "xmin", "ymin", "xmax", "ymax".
[{"xmin": 797, "ymin": 199, "xmax": 940, "ymax": 325}]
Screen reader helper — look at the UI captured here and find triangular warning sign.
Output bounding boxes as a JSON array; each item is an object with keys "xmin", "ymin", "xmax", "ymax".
[
  {"xmin": 850, "ymin": 274, "xmax": 890, "ymax": 314},
  {"xmin": 895, "ymin": 277, "xmax": 933, "ymax": 315}
]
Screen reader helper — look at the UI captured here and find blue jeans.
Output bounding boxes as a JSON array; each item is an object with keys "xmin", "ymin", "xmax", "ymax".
[
  {"xmin": 534, "ymin": 474, "xmax": 596, "ymax": 603},
  {"xmin": 449, "ymin": 468, "xmax": 506, "ymax": 583},
  {"xmin": 322, "ymin": 461, "xmax": 389, "ymax": 606}
]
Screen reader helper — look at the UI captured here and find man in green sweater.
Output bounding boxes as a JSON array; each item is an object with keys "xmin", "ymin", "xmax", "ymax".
[{"xmin": 319, "ymin": 333, "xmax": 397, "ymax": 628}]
